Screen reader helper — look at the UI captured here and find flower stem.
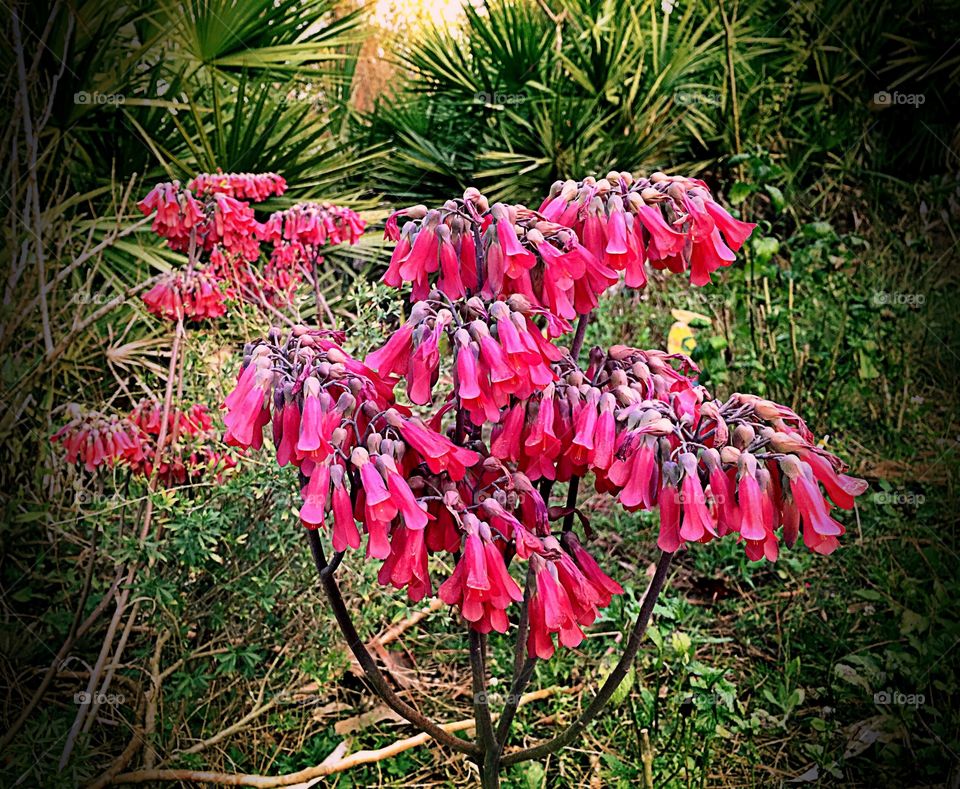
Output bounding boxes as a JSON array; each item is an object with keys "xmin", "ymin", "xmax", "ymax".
[
  {"xmin": 500, "ymin": 550, "xmax": 674, "ymax": 766},
  {"xmin": 469, "ymin": 629, "xmax": 500, "ymax": 787},
  {"xmin": 569, "ymin": 313, "xmax": 590, "ymax": 360},
  {"xmin": 305, "ymin": 529, "xmax": 478, "ymax": 756}
]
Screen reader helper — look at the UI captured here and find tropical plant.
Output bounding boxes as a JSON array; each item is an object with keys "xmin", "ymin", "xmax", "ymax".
[{"xmin": 215, "ymin": 169, "xmax": 867, "ymax": 786}]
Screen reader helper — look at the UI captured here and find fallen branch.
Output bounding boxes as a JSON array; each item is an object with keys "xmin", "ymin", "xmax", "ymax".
[{"xmin": 106, "ymin": 685, "xmax": 573, "ymax": 787}]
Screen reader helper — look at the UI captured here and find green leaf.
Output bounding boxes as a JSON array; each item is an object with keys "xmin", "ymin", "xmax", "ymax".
[
  {"xmin": 763, "ymin": 184, "xmax": 785, "ymax": 212},
  {"xmin": 752, "ymin": 236, "xmax": 780, "ymax": 265},
  {"xmin": 728, "ymin": 181, "xmax": 755, "ymax": 204}
]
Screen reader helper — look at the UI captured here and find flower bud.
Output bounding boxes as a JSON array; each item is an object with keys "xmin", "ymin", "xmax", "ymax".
[
  {"xmin": 733, "ymin": 424, "xmax": 756, "ymax": 449},
  {"xmin": 720, "ymin": 445, "xmax": 741, "ymax": 464}
]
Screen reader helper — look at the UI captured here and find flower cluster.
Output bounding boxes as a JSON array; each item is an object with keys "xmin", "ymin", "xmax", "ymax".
[
  {"xmin": 139, "ymin": 181, "xmax": 260, "ymax": 260},
  {"xmin": 540, "ymin": 171, "xmax": 756, "ymax": 288},
  {"xmin": 260, "ymin": 202, "xmax": 367, "ymax": 260},
  {"xmin": 187, "ymin": 171, "xmax": 287, "ymax": 201},
  {"xmin": 223, "ymin": 321, "xmax": 628, "ymax": 656},
  {"xmin": 137, "ymin": 175, "xmax": 365, "ymax": 319},
  {"xmin": 364, "ymin": 294, "xmax": 563, "ymax": 421},
  {"xmin": 382, "ymin": 173, "xmax": 755, "ymax": 330},
  {"xmin": 142, "ymin": 268, "xmax": 228, "ymax": 321},
  {"xmin": 383, "ymin": 193, "xmax": 614, "ymax": 326},
  {"xmin": 127, "ymin": 399, "xmax": 235, "ymax": 486},
  {"xmin": 51, "ymin": 405, "xmax": 144, "ymax": 472},
  {"xmin": 52, "ymin": 400, "xmax": 236, "ymax": 487},
  {"xmin": 223, "ymin": 172, "xmax": 864, "ymax": 663}
]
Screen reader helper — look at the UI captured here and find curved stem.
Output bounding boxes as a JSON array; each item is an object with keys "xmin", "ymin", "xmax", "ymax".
[
  {"xmin": 501, "ymin": 551, "xmax": 674, "ymax": 766},
  {"xmin": 305, "ymin": 529, "xmax": 478, "ymax": 756}
]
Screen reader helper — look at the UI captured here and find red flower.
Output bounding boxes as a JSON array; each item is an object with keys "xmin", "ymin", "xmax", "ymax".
[
  {"xmin": 52, "ymin": 406, "xmax": 142, "ymax": 472},
  {"xmin": 678, "ymin": 452, "xmax": 717, "ymax": 543},
  {"xmin": 388, "ymin": 411, "xmax": 480, "ymax": 481},
  {"xmin": 526, "ymin": 555, "xmax": 585, "ymax": 659},
  {"xmin": 657, "ymin": 462, "xmax": 683, "ymax": 552},
  {"xmin": 780, "ymin": 456, "xmax": 845, "ymax": 555},
  {"xmin": 438, "ymin": 515, "xmax": 522, "ymax": 633}
]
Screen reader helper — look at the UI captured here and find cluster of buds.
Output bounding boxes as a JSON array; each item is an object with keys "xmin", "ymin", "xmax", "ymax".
[
  {"xmin": 490, "ymin": 346, "xmax": 701, "ymax": 483},
  {"xmin": 139, "ymin": 181, "xmax": 260, "ymax": 260},
  {"xmin": 260, "ymin": 202, "xmax": 367, "ymax": 261},
  {"xmin": 142, "ymin": 268, "xmax": 228, "ymax": 321},
  {"xmin": 137, "ymin": 175, "xmax": 365, "ymax": 319},
  {"xmin": 364, "ymin": 294, "xmax": 562, "ymax": 422},
  {"xmin": 381, "ymin": 172, "xmax": 755, "ymax": 331},
  {"xmin": 540, "ymin": 171, "xmax": 756, "ymax": 288},
  {"xmin": 51, "ymin": 405, "xmax": 144, "ymax": 472}
]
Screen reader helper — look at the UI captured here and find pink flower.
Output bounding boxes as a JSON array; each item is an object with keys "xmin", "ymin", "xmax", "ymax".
[
  {"xmin": 736, "ymin": 453, "xmax": 767, "ymax": 541},
  {"xmin": 698, "ymin": 191, "xmax": 756, "ymax": 250},
  {"xmin": 562, "ymin": 532, "xmax": 624, "ymax": 607},
  {"xmin": 798, "ymin": 449, "xmax": 867, "ymax": 510},
  {"xmin": 223, "ymin": 353, "xmax": 272, "ymax": 449},
  {"xmin": 388, "ymin": 412, "xmax": 480, "ymax": 481},
  {"xmin": 364, "ymin": 313, "xmax": 419, "ymax": 378},
  {"xmin": 657, "ymin": 462, "xmax": 683, "ymax": 552},
  {"xmin": 678, "ymin": 452, "xmax": 717, "ymax": 542},
  {"xmin": 526, "ymin": 555, "xmax": 585, "ymax": 659},
  {"xmin": 780, "ymin": 455, "xmax": 845, "ymax": 555},
  {"xmin": 455, "ymin": 329, "xmax": 500, "ymax": 425},
  {"xmin": 380, "ymin": 454, "xmax": 431, "ymax": 531},
  {"xmin": 703, "ymin": 448, "xmax": 738, "ymax": 535},
  {"xmin": 379, "ymin": 523, "xmax": 431, "ymax": 601},
  {"xmin": 438, "ymin": 516, "xmax": 522, "ymax": 633},
  {"xmin": 437, "ymin": 225, "xmax": 466, "ymax": 299},
  {"xmin": 300, "ymin": 464, "xmax": 330, "ymax": 527},
  {"xmin": 330, "ymin": 465, "xmax": 361, "ymax": 551}
]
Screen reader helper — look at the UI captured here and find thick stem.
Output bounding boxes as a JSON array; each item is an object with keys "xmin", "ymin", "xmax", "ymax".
[
  {"xmin": 501, "ymin": 551, "xmax": 674, "ymax": 766},
  {"xmin": 561, "ymin": 476, "xmax": 580, "ymax": 533},
  {"xmin": 569, "ymin": 313, "xmax": 590, "ymax": 361},
  {"xmin": 469, "ymin": 630, "xmax": 499, "ymax": 787},
  {"xmin": 496, "ymin": 565, "xmax": 536, "ymax": 747},
  {"xmin": 496, "ymin": 658, "xmax": 535, "ymax": 750},
  {"xmin": 305, "ymin": 529, "xmax": 478, "ymax": 756}
]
